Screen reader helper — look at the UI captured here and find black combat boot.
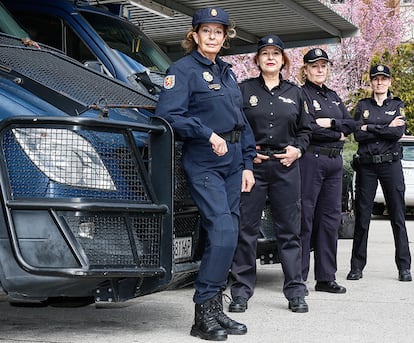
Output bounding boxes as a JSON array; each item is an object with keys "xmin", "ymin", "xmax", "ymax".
[
  {"xmin": 190, "ymin": 298, "xmax": 228, "ymax": 341},
  {"xmin": 212, "ymin": 292, "xmax": 247, "ymax": 335}
]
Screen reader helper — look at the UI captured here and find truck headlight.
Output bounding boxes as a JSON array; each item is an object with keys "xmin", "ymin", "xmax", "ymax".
[{"xmin": 13, "ymin": 128, "xmax": 116, "ymax": 191}]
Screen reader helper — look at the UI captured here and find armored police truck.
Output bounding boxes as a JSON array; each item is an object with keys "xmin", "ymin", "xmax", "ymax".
[
  {"xmin": 2, "ymin": 0, "xmax": 205, "ymax": 278},
  {"xmin": 0, "ymin": 27, "xmax": 204, "ymax": 305}
]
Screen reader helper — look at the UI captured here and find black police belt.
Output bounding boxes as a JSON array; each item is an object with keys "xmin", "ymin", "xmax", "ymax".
[
  {"xmin": 219, "ymin": 130, "xmax": 241, "ymax": 143},
  {"xmin": 307, "ymin": 145, "xmax": 342, "ymax": 157},
  {"xmin": 257, "ymin": 145, "xmax": 286, "ymax": 158},
  {"xmin": 354, "ymin": 152, "xmax": 400, "ymax": 164}
]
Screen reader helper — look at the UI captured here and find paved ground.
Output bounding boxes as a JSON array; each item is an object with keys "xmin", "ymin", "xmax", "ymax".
[{"xmin": 1, "ymin": 217, "xmax": 413, "ymax": 343}]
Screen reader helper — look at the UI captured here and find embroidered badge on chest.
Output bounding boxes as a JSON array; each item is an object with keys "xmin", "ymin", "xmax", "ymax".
[
  {"xmin": 385, "ymin": 110, "xmax": 396, "ymax": 116},
  {"xmin": 363, "ymin": 110, "xmax": 370, "ymax": 119},
  {"xmin": 249, "ymin": 95, "xmax": 258, "ymax": 106},
  {"xmin": 279, "ymin": 96, "xmax": 296, "ymax": 104},
  {"xmin": 203, "ymin": 71, "xmax": 214, "ymax": 82},
  {"xmin": 313, "ymin": 100, "xmax": 321, "ymax": 111},
  {"xmin": 164, "ymin": 75, "xmax": 175, "ymax": 89},
  {"xmin": 208, "ymin": 84, "xmax": 221, "ymax": 90}
]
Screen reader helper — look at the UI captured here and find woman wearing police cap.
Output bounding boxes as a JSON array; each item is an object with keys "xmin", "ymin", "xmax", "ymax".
[
  {"xmin": 299, "ymin": 48, "xmax": 355, "ymax": 294},
  {"xmin": 155, "ymin": 6, "xmax": 256, "ymax": 341},
  {"xmin": 229, "ymin": 35, "xmax": 311, "ymax": 314},
  {"xmin": 347, "ymin": 64, "xmax": 411, "ymax": 282}
]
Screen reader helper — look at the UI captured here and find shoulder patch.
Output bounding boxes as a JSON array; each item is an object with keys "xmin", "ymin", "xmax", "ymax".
[{"xmin": 164, "ymin": 75, "xmax": 175, "ymax": 89}]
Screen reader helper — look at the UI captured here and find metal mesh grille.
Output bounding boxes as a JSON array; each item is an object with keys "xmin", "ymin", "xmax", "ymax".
[
  {"xmin": 260, "ymin": 202, "xmax": 276, "ymax": 240},
  {"xmin": 174, "ymin": 211, "xmax": 200, "ymax": 238},
  {"xmin": 132, "ymin": 215, "xmax": 162, "ymax": 267},
  {"xmin": 174, "ymin": 211, "xmax": 201, "ymax": 262},
  {"xmin": 64, "ymin": 213, "xmax": 161, "ymax": 267},
  {"xmin": 3, "ymin": 127, "xmax": 151, "ymax": 202},
  {"xmin": 0, "ymin": 44, "xmax": 156, "ymax": 108},
  {"xmin": 174, "ymin": 143, "xmax": 194, "ymax": 205},
  {"xmin": 0, "ymin": 34, "xmax": 29, "ymax": 46}
]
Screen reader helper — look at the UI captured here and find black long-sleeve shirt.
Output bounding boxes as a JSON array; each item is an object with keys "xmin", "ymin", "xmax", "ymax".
[
  {"xmin": 239, "ymin": 75, "xmax": 311, "ymax": 154},
  {"xmin": 354, "ymin": 94, "xmax": 405, "ymax": 156},
  {"xmin": 302, "ymin": 80, "xmax": 355, "ymax": 149}
]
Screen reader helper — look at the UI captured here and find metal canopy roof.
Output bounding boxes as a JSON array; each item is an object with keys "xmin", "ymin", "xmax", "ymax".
[{"xmin": 89, "ymin": 0, "xmax": 358, "ymax": 60}]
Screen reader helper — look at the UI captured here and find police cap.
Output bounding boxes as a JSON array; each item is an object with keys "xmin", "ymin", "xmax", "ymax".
[
  {"xmin": 303, "ymin": 48, "xmax": 330, "ymax": 63},
  {"xmin": 192, "ymin": 7, "xmax": 230, "ymax": 27},
  {"xmin": 369, "ymin": 64, "xmax": 391, "ymax": 79},
  {"xmin": 257, "ymin": 35, "xmax": 284, "ymax": 52}
]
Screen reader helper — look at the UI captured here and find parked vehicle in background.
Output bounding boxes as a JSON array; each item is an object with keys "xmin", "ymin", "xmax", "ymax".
[
  {"xmin": 373, "ymin": 135, "xmax": 414, "ymax": 215},
  {"xmin": 3, "ymin": 0, "xmax": 170, "ymax": 96}
]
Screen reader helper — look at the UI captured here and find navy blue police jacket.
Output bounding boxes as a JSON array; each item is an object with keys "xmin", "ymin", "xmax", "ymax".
[
  {"xmin": 302, "ymin": 80, "xmax": 355, "ymax": 149},
  {"xmin": 155, "ymin": 50, "xmax": 256, "ymax": 170},
  {"xmin": 354, "ymin": 93, "xmax": 405, "ymax": 156},
  {"xmin": 239, "ymin": 75, "xmax": 311, "ymax": 154}
]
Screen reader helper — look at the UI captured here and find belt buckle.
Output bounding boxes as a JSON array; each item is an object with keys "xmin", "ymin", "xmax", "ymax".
[{"xmin": 372, "ymin": 155, "xmax": 382, "ymax": 163}]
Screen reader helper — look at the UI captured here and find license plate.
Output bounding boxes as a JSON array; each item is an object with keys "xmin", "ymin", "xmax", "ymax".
[{"xmin": 174, "ymin": 236, "xmax": 192, "ymax": 261}]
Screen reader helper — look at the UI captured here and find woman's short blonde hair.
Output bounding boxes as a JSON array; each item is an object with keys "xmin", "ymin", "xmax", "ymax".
[
  {"xmin": 181, "ymin": 22, "xmax": 236, "ymax": 54},
  {"xmin": 299, "ymin": 62, "xmax": 331, "ymax": 84}
]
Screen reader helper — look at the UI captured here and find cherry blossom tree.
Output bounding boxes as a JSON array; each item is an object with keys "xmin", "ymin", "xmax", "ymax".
[{"xmin": 224, "ymin": 0, "xmax": 413, "ymax": 108}]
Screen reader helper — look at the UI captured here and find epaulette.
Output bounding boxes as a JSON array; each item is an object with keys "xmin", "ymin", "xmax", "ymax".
[{"xmin": 393, "ymin": 96, "xmax": 402, "ymax": 101}]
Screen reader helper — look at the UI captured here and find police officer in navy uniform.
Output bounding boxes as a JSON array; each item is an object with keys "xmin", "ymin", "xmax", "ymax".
[
  {"xmin": 229, "ymin": 35, "xmax": 311, "ymax": 314},
  {"xmin": 155, "ymin": 7, "xmax": 256, "ymax": 341},
  {"xmin": 347, "ymin": 64, "xmax": 412, "ymax": 282},
  {"xmin": 299, "ymin": 48, "xmax": 355, "ymax": 294}
]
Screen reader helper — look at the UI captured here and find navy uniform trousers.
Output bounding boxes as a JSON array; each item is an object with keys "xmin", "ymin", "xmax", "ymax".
[
  {"xmin": 231, "ymin": 159, "xmax": 306, "ymax": 300},
  {"xmin": 351, "ymin": 160, "xmax": 411, "ymax": 271},
  {"xmin": 300, "ymin": 152, "xmax": 343, "ymax": 282},
  {"xmin": 182, "ymin": 140, "xmax": 244, "ymax": 305}
]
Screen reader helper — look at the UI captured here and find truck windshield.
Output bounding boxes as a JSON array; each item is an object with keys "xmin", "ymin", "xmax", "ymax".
[
  {"xmin": 81, "ymin": 10, "xmax": 170, "ymax": 73},
  {"xmin": 0, "ymin": 3, "xmax": 29, "ymax": 38}
]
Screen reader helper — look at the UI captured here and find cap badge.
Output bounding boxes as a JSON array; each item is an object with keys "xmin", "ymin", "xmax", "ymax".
[
  {"xmin": 164, "ymin": 75, "xmax": 175, "ymax": 89},
  {"xmin": 363, "ymin": 110, "xmax": 370, "ymax": 119},
  {"xmin": 203, "ymin": 71, "xmax": 214, "ymax": 82},
  {"xmin": 268, "ymin": 38, "xmax": 274, "ymax": 44},
  {"xmin": 211, "ymin": 8, "xmax": 218, "ymax": 17},
  {"xmin": 315, "ymin": 49, "xmax": 322, "ymax": 56},
  {"xmin": 249, "ymin": 95, "xmax": 258, "ymax": 107},
  {"xmin": 377, "ymin": 65, "xmax": 384, "ymax": 71}
]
